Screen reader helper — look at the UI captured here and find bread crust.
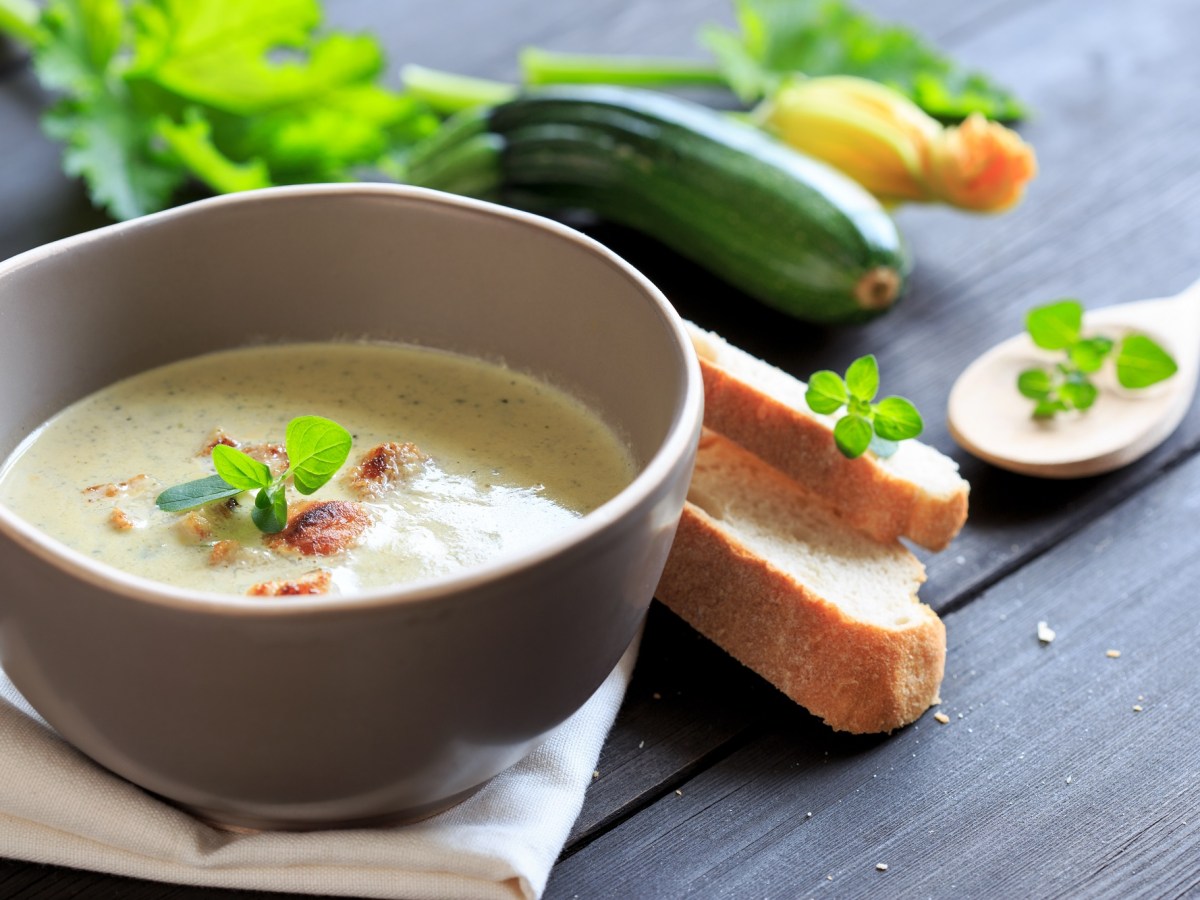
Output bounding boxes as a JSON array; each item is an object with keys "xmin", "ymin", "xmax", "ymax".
[
  {"xmin": 657, "ymin": 503, "xmax": 946, "ymax": 734},
  {"xmin": 692, "ymin": 327, "xmax": 968, "ymax": 551},
  {"xmin": 657, "ymin": 430, "xmax": 947, "ymax": 734}
]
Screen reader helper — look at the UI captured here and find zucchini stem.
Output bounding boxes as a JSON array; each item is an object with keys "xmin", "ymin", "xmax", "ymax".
[
  {"xmin": 520, "ymin": 47, "xmax": 727, "ymax": 89},
  {"xmin": 401, "ymin": 64, "xmax": 517, "ymax": 116}
]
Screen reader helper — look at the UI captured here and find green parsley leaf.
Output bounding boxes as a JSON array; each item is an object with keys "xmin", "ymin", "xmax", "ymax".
[
  {"xmin": 285, "ymin": 415, "xmax": 353, "ymax": 495},
  {"xmin": 872, "ymin": 396, "xmax": 923, "ymax": 441},
  {"xmin": 155, "ymin": 473, "xmax": 243, "ymax": 512},
  {"xmin": 844, "ymin": 354, "xmax": 879, "ymax": 402},
  {"xmin": 22, "ymin": 0, "xmax": 436, "ymax": 219},
  {"xmin": 1116, "ymin": 334, "xmax": 1179, "ymax": 389},
  {"xmin": 833, "ymin": 413, "xmax": 873, "ymax": 459},
  {"xmin": 211, "ymin": 444, "xmax": 274, "ymax": 491},
  {"xmin": 805, "ymin": 370, "xmax": 848, "ymax": 414},
  {"xmin": 701, "ymin": 0, "xmax": 1026, "ymax": 120},
  {"xmin": 1026, "ymin": 300, "xmax": 1083, "ymax": 351},
  {"xmin": 154, "ymin": 110, "xmax": 272, "ymax": 194}
]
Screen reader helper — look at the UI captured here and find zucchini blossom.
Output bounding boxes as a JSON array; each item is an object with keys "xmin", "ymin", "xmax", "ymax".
[{"xmin": 761, "ymin": 75, "xmax": 1037, "ymax": 212}]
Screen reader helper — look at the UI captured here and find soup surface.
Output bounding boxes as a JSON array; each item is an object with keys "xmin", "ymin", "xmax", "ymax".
[{"xmin": 0, "ymin": 342, "xmax": 636, "ymax": 595}]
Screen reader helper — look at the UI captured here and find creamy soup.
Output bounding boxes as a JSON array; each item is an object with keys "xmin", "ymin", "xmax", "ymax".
[{"xmin": 0, "ymin": 342, "xmax": 636, "ymax": 596}]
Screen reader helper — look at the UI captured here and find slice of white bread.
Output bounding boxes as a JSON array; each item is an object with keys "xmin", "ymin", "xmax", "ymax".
[
  {"xmin": 687, "ymin": 322, "xmax": 969, "ymax": 552},
  {"xmin": 657, "ymin": 430, "xmax": 946, "ymax": 734}
]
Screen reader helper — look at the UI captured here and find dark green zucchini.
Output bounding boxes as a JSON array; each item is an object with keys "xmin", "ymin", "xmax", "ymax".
[{"xmin": 405, "ymin": 86, "xmax": 910, "ymax": 324}]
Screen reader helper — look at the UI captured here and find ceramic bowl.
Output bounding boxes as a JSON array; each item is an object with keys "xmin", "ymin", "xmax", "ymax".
[{"xmin": 0, "ymin": 184, "xmax": 702, "ymax": 830}]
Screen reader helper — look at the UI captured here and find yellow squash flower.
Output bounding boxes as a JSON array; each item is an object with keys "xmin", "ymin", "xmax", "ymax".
[{"xmin": 761, "ymin": 75, "xmax": 1037, "ymax": 212}]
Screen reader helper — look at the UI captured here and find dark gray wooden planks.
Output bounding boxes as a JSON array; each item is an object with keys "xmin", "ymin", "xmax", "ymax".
[{"xmin": 548, "ymin": 447, "xmax": 1200, "ymax": 899}]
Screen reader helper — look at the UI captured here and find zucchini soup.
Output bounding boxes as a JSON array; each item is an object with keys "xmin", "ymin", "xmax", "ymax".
[{"xmin": 0, "ymin": 342, "xmax": 636, "ymax": 596}]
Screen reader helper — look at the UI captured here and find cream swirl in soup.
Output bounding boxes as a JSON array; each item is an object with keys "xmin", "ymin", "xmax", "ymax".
[{"xmin": 0, "ymin": 343, "xmax": 636, "ymax": 595}]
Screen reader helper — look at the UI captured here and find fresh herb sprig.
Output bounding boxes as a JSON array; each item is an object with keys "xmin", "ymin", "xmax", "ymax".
[
  {"xmin": 805, "ymin": 355, "xmax": 923, "ymax": 459},
  {"xmin": 1017, "ymin": 300, "xmax": 1178, "ymax": 419},
  {"xmin": 0, "ymin": 0, "xmax": 438, "ymax": 220},
  {"xmin": 518, "ymin": 0, "xmax": 1025, "ymax": 121},
  {"xmin": 156, "ymin": 416, "xmax": 352, "ymax": 534}
]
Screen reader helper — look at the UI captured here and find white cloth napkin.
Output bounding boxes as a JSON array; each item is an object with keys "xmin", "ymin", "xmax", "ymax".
[{"xmin": 0, "ymin": 634, "xmax": 639, "ymax": 900}]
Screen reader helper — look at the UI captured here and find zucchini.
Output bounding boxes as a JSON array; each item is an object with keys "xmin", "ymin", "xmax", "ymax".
[{"xmin": 406, "ymin": 86, "xmax": 910, "ymax": 324}]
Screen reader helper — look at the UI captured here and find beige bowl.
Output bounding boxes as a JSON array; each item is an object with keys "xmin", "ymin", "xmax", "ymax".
[{"xmin": 0, "ymin": 184, "xmax": 702, "ymax": 830}]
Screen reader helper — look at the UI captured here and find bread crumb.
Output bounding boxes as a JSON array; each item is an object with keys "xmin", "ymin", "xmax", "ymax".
[
  {"xmin": 638, "ymin": 740, "xmax": 645, "ymax": 749},
  {"xmin": 1133, "ymin": 705, "xmax": 1143, "ymax": 712},
  {"xmin": 675, "ymin": 789, "xmax": 683, "ymax": 797},
  {"xmin": 1106, "ymin": 649, "xmax": 1121, "ymax": 658},
  {"xmin": 805, "ymin": 811, "xmax": 813, "ymax": 818},
  {"xmin": 875, "ymin": 863, "xmax": 889, "ymax": 872},
  {"xmin": 933, "ymin": 712, "xmax": 950, "ymax": 725},
  {"xmin": 208, "ymin": 539, "xmax": 241, "ymax": 566},
  {"xmin": 107, "ymin": 508, "xmax": 135, "ymax": 531},
  {"xmin": 652, "ymin": 692, "xmax": 662, "ymax": 700},
  {"xmin": 592, "ymin": 770, "xmax": 600, "ymax": 779},
  {"xmin": 1037, "ymin": 621, "xmax": 1056, "ymax": 643},
  {"xmin": 1066, "ymin": 775, "xmax": 1073, "ymax": 784}
]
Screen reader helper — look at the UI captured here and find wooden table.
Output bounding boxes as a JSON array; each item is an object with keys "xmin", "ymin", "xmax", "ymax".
[{"xmin": 3, "ymin": 0, "xmax": 1199, "ymax": 896}]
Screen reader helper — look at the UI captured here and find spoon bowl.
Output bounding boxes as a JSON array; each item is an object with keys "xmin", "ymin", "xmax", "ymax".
[{"xmin": 948, "ymin": 278, "xmax": 1200, "ymax": 478}]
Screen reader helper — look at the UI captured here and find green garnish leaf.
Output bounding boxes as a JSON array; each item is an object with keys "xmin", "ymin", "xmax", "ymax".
[
  {"xmin": 1116, "ymin": 334, "xmax": 1179, "ymax": 389},
  {"xmin": 158, "ymin": 414, "xmax": 352, "ymax": 534},
  {"xmin": 872, "ymin": 396, "xmax": 923, "ymax": 441},
  {"xmin": 701, "ymin": 0, "xmax": 1026, "ymax": 120},
  {"xmin": 251, "ymin": 484, "xmax": 289, "ymax": 534},
  {"xmin": 1017, "ymin": 368, "xmax": 1053, "ymax": 400},
  {"xmin": 844, "ymin": 354, "xmax": 879, "ymax": 402},
  {"xmin": 1069, "ymin": 336, "xmax": 1114, "ymax": 374},
  {"xmin": 805, "ymin": 370, "xmax": 848, "ymax": 414},
  {"xmin": 1033, "ymin": 399, "xmax": 1067, "ymax": 419},
  {"xmin": 806, "ymin": 355, "xmax": 922, "ymax": 457},
  {"xmin": 211, "ymin": 444, "xmax": 273, "ymax": 491},
  {"xmin": 833, "ymin": 414, "xmax": 873, "ymax": 459},
  {"xmin": 1059, "ymin": 378, "xmax": 1098, "ymax": 411},
  {"xmin": 285, "ymin": 415, "xmax": 353, "ymax": 495},
  {"xmin": 155, "ymin": 474, "xmax": 243, "ymax": 512},
  {"xmin": 1017, "ymin": 300, "xmax": 1178, "ymax": 418},
  {"xmin": 1026, "ymin": 300, "xmax": 1083, "ymax": 351}
]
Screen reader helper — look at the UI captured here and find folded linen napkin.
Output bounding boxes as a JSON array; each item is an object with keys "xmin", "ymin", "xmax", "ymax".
[{"xmin": 0, "ymin": 635, "xmax": 639, "ymax": 900}]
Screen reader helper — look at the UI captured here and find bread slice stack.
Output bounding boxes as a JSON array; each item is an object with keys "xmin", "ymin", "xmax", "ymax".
[{"xmin": 655, "ymin": 324, "xmax": 970, "ymax": 734}]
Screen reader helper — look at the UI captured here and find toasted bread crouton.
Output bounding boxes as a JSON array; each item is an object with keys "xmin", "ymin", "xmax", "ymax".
[
  {"xmin": 200, "ymin": 430, "xmax": 289, "ymax": 476},
  {"xmin": 208, "ymin": 539, "xmax": 242, "ymax": 566},
  {"xmin": 348, "ymin": 442, "xmax": 426, "ymax": 497},
  {"xmin": 247, "ymin": 569, "xmax": 332, "ymax": 596},
  {"xmin": 83, "ymin": 474, "xmax": 152, "ymax": 501},
  {"xmin": 265, "ymin": 500, "xmax": 370, "ymax": 556},
  {"xmin": 107, "ymin": 508, "xmax": 135, "ymax": 531}
]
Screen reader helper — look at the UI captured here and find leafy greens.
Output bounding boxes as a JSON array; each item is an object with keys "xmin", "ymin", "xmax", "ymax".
[
  {"xmin": 5, "ymin": 0, "xmax": 438, "ymax": 219},
  {"xmin": 700, "ymin": 0, "xmax": 1026, "ymax": 120}
]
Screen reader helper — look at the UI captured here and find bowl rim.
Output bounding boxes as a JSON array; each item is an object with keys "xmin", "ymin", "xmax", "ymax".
[{"xmin": 0, "ymin": 183, "xmax": 703, "ymax": 617}]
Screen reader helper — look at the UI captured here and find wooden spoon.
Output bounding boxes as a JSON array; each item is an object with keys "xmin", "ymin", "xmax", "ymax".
[{"xmin": 947, "ymin": 278, "xmax": 1200, "ymax": 478}]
